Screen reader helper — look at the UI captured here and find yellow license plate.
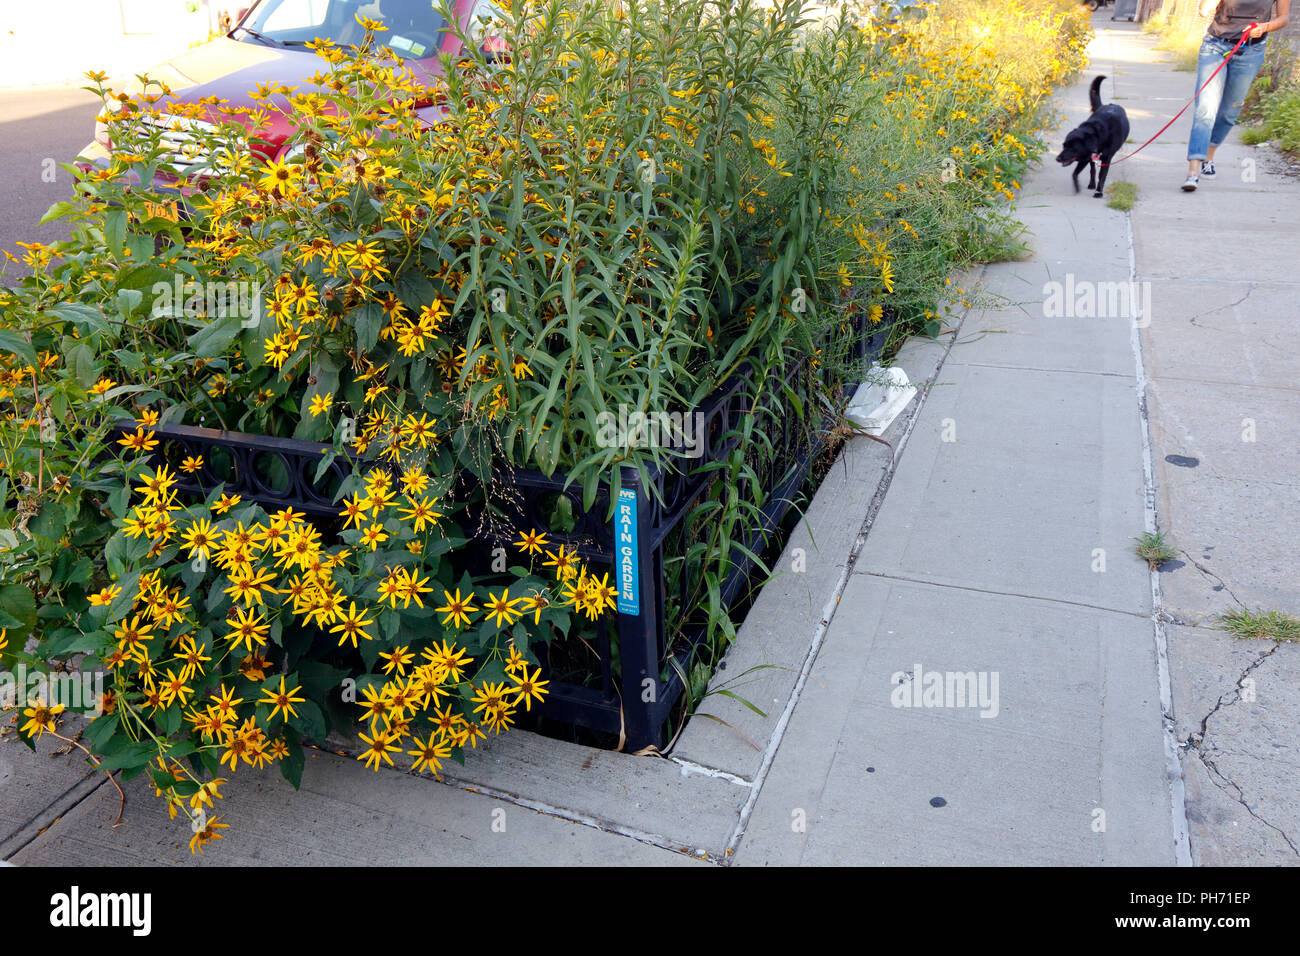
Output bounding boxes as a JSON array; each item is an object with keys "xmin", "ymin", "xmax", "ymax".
[{"xmin": 143, "ymin": 200, "xmax": 181, "ymax": 222}]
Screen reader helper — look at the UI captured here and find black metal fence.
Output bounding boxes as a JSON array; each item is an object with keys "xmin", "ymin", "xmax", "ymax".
[{"xmin": 116, "ymin": 316, "xmax": 888, "ymax": 751}]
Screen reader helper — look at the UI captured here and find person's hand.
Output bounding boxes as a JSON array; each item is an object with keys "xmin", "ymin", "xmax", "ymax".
[{"xmin": 1243, "ymin": 21, "xmax": 1266, "ymax": 38}]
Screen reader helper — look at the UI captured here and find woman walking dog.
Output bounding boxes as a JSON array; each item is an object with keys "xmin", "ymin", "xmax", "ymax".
[{"xmin": 1183, "ymin": 0, "xmax": 1291, "ymax": 192}]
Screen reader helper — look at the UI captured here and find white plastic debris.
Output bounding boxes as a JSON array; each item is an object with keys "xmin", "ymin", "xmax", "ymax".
[{"xmin": 844, "ymin": 365, "xmax": 917, "ymax": 436}]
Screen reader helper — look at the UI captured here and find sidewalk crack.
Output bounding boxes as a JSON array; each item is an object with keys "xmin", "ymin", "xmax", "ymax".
[
  {"xmin": 1181, "ymin": 643, "xmax": 1299, "ymax": 857},
  {"xmin": 1178, "ymin": 549, "xmax": 1245, "ymax": 609}
]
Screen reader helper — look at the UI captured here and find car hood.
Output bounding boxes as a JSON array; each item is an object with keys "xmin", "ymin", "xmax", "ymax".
[
  {"xmin": 165, "ymin": 37, "xmax": 447, "ymax": 98},
  {"xmin": 148, "ymin": 37, "xmax": 450, "ymax": 151}
]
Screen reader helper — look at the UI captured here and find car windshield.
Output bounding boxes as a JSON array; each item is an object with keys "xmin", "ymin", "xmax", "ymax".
[{"xmin": 236, "ymin": 0, "xmax": 450, "ymax": 60}]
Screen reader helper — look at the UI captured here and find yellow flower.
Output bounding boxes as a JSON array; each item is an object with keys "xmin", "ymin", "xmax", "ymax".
[
  {"xmin": 189, "ymin": 814, "xmax": 229, "ymax": 855},
  {"xmin": 482, "ymin": 588, "xmax": 524, "ymax": 628},
  {"xmin": 407, "ymin": 732, "xmax": 452, "ymax": 775},
  {"xmin": 226, "ymin": 607, "xmax": 269, "ymax": 653},
  {"xmin": 309, "ymin": 393, "xmax": 332, "ymax": 417},
  {"xmin": 435, "ymin": 588, "xmax": 476, "ymax": 629},
  {"xmin": 116, "ymin": 426, "xmax": 158, "ymax": 453},
  {"xmin": 88, "ymin": 585, "xmax": 122, "ymax": 607},
  {"xmin": 379, "ymin": 645, "xmax": 414, "ymax": 676},
  {"xmin": 258, "ymin": 159, "xmax": 302, "ymax": 194},
  {"xmin": 329, "ymin": 602, "xmax": 375, "ymax": 647},
  {"xmin": 357, "ymin": 729, "xmax": 401, "ymax": 770},
  {"xmin": 514, "ymin": 528, "xmax": 549, "ymax": 556},
  {"xmin": 511, "ymin": 665, "xmax": 549, "ymax": 712},
  {"xmin": 20, "ymin": 700, "xmax": 65, "ymax": 739},
  {"xmin": 359, "ymin": 522, "xmax": 389, "ymax": 550},
  {"xmin": 258, "ymin": 676, "xmax": 306, "ymax": 722}
]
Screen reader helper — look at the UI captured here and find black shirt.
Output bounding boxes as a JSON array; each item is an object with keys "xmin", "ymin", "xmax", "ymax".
[{"xmin": 1207, "ymin": 0, "xmax": 1276, "ymax": 41}]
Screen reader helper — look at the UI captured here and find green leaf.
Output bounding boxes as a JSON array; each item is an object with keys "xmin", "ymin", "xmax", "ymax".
[
  {"xmin": 279, "ymin": 735, "xmax": 305, "ymax": 789},
  {"xmin": 187, "ymin": 313, "xmax": 244, "ymax": 359},
  {"xmin": 81, "ymin": 714, "xmax": 120, "ymax": 754},
  {"xmin": 104, "ymin": 208, "xmax": 127, "ymax": 260},
  {"xmin": 288, "ymin": 698, "xmax": 327, "ymax": 743},
  {"xmin": 0, "ymin": 584, "xmax": 36, "ymax": 633},
  {"xmin": 38, "ymin": 200, "xmax": 76, "ymax": 225},
  {"xmin": 0, "ymin": 330, "xmax": 38, "ymax": 368},
  {"xmin": 94, "ymin": 741, "xmax": 156, "ymax": 773}
]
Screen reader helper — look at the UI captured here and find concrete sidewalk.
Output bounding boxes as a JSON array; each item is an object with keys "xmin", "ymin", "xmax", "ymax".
[
  {"xmin": 3, "ymin": 16, "xmax": 1295, "ymax": 867},
  {"xmin": 728, "ymin": 24, "xmax": 1180, "ymax": 867},
  {"xmin": 1098, "ymin": 21, "xmax": 1300, "ymax": 864}
]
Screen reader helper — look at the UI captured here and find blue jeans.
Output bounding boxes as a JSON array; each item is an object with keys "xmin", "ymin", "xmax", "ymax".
[{"xmin": 1188, "ymin": 34, "xmax": 1267, "ymax": 161}]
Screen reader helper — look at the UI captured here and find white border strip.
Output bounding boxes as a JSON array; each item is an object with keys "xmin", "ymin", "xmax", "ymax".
[{"xmin": 1124, "ymin": 212, "xmax": 1193, "ymax": 867}]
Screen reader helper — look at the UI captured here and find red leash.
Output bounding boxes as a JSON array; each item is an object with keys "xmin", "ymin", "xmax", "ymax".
[{"xmin": 1099, "ymin": 24, "xmax": 1257, "ymax": 167}]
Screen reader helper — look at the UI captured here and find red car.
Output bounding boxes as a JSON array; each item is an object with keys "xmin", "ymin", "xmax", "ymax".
[{"xmin": 79, "ymin": 0, "xmax": 503, "ymax": 213}]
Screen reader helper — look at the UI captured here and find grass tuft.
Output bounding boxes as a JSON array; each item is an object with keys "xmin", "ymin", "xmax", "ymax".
[
  {"xmin": 1239, "ymin": 125, "xmax": 1270, "ymax": 146},
  {"xmin": 1216, "ymin": 609, "xmax": 1300, "ymax": 642},
  {"xmin": 1134, "ymin": 530, "xmax": 1177, "ymax": 569},
  {"xmin": 1106, "ymin": 180, "xmax": 1137, "ymax": 211}
]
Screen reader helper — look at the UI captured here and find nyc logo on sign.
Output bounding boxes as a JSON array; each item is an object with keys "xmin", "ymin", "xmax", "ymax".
[{"xmin": 616, "ymin": 487, "xmax": 638, "ymax": 615}]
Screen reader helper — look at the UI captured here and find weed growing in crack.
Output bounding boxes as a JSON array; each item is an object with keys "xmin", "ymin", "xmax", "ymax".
[
  {"xmin": 1216, "ymin": 609, "xmax": 1300, "ymax": 642},
  {"xmin": 1134, "ymin": 530, "xmax": 1177, "ymax": 570}
]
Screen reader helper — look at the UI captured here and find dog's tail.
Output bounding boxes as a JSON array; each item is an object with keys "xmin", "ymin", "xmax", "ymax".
[{"xmin": 1089, "ymin": 75, "xmax": 1106, "ymax": 113}]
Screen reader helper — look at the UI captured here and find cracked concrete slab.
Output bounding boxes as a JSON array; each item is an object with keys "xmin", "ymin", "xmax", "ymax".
[
  {"xmin": 1167, "ymin": 624, "xmax": 1300, "ymax": 864},
  {"xmin": 1143, "ymin": 376, "xmax": 1300, "ymax": 623},
  {"xmin": 1112, "ymin": 17, "xmax": 1300, "ymax": 866},
  {"xmin": 1141, "ymin": 281, "xmax": 1300, "ymax": 392},
  {"xmin": 1152, "ymin": 473, "xmax": 1300, "ymax": 623}
]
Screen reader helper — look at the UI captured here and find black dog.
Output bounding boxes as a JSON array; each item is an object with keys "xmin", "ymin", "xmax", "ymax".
[{"xmin": 1056, "ymin": 75, "xmax": 1129, "ymax": 198}]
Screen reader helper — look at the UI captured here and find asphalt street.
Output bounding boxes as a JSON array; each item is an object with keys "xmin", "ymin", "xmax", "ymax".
[{"xmin": 0, "ymin": 88, "xmax": 102, "ymax": 276}]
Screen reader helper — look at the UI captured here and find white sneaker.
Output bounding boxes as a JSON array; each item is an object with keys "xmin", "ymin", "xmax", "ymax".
[
  {"xmin": 1201, "ymin": 161, "xmax": 1216, "ymax": 178},
  {"xmin": 1181, "ymin": 175, "xmax": 1199, "ymax": 192}
]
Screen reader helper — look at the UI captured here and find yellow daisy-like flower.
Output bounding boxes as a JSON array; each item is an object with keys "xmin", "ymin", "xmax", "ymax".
[
  {"xmin": 226, "ymin": 607, "xmax": 269, "ymax": 653},
  {"xmin": 357, "ymin": 729, "xmax": 401, "ymax": 771},
  {"xmin": 258, "ymin": 676, "xmax": 306, "ymax": 722},
  {"xmin": 483, "ymin": 588, "xmax": 524, "ymax": 628},
  {"xmin": 379, "ymin": 645, "xmax": 414, "ymax": 676},
  {"xmin": 20, "ymin": 700, "xmax": 65, "ymax": 739},
  {"xmin": 329, "ymin": 602, "xmax": 375, "ymax": 648},
  {"xmin": 435, "ymin": 588, "xmax": 476, "ymax": 629},
  {"xmin": 407, "ymin": 732, "xmax": 452, "ymax": 775},
  {"xmin": 88, "ymin": 585, "xmax": 122, "ymax": 607},
  {"xmin": 512, "ymin": 665, "xmax": 550, "ymax": 712},
  {"xmin": 514, "ymin": 528, "xmax": 549, "ymax": 556}
]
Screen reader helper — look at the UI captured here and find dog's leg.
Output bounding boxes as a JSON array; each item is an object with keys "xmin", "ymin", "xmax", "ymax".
[
  {"xmin": 1087, "ymin": 160, "xmax": 1096, "ymax": 191},
  {"xmin": 1072, "ymin": 158, "xmax": 1087, "ymax": 194},
  {"xmin": 1094, "ymin": 158, "xmax": 1110, "ymax": 198}
]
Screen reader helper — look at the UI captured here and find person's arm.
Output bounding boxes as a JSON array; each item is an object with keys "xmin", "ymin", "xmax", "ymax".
[
  {"xmin": 1246, "ymin": 0, "xmax": 1290, "ymax": 35},
  {"xmin": 1197, "ymin": 0, "xmax": 1219, "ymax": 17}
]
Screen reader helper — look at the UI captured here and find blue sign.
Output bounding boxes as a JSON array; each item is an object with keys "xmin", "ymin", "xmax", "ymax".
[{"xmin": 615, "ymin": 487, "xmax": 639, "ymax": 615}]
